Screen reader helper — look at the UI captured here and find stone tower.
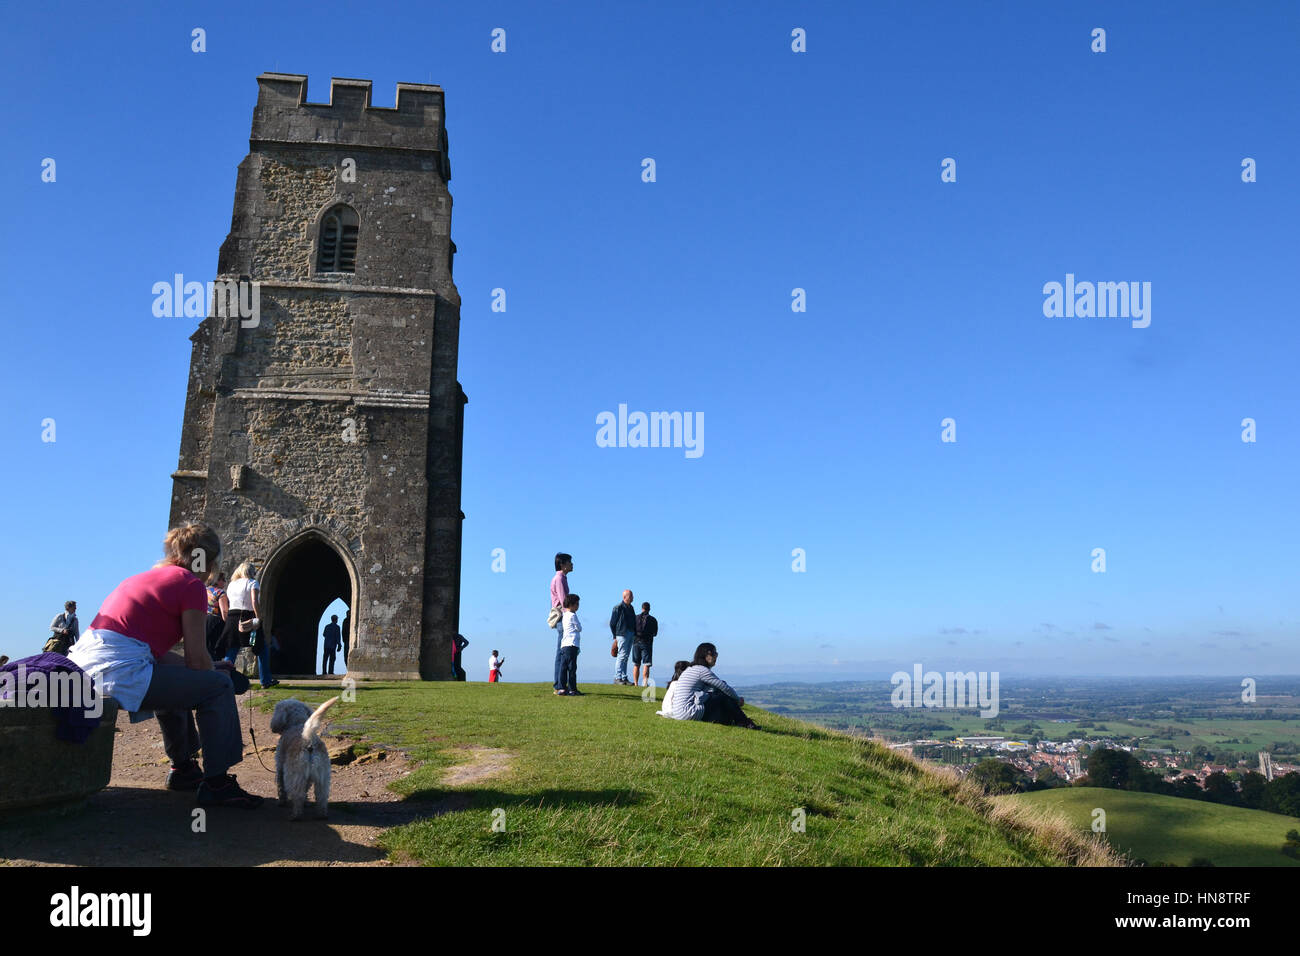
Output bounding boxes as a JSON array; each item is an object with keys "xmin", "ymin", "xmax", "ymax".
[{"xmin": 169, "ymin": 73, "xmax": 465, "ymax": 680}]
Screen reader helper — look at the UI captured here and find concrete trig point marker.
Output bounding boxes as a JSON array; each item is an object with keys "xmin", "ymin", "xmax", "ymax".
[{"xmin": 169, "ymin": 74, "xmax": 467, "ymax": 680}]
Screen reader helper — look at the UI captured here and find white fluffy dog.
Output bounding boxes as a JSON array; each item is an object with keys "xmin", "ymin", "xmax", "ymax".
[{"xmin": 269, "ymin": 696, "xmax": 339, "ymax": 821}]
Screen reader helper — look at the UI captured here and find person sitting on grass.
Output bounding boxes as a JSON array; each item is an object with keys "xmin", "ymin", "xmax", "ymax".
[
  {"xmin": 668, "ymin": 643, "xmax": 758, "ymax": 730},
  {"xmin": 557, "ymin": 593, "xmax": 584, "ymax": 696},
  {"xmin": 657, "ymin": 660, "xmax": 691, "ymax": 716},
  {"xmin": 67, "ymin": 523, "xmax": 264, "ymax": 808}
]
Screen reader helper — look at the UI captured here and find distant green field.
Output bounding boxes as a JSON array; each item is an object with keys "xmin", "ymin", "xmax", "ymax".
[{"xmin": 1009, "ymin": 788, "xmax": 1300, "ymax": 867}]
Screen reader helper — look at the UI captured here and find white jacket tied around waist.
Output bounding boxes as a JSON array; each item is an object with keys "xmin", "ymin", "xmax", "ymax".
[{"xmin": 66, "ymin": 628, "xmax": 155, "ymax": 713}]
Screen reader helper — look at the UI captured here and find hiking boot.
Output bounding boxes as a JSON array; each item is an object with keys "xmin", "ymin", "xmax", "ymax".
[
  {"xmin": 197, "ymin": 774, "xmax": 264, "ymax": 809},
  {"xmin": 165, "ymin": 760, "xmax": 204, "ymax": 791}
]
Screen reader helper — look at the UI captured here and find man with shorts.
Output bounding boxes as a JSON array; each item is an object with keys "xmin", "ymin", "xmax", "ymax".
[{"xmin": 632, "ymin": 601, "xmax": 658, "ymax": 687}]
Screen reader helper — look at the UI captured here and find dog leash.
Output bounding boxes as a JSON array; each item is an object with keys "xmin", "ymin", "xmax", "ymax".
[{"xmin": 246, "ymin": 688, "xmax": 276, "ymax": 774}]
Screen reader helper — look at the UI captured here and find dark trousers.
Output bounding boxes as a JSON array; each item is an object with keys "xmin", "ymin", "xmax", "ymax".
[
  {"xmin": 452, "ymin": 650, "xmax": 466, "ymax": 681},
  {"xmin": 559, "ymin": 645, "xmax": 580, "ymax": 694},
  {"xmin": 323, "ymin": 647, "xmax": 337, "ymax": 674},
  {"xmin": 220, "ymin": 610, "xmax": 254, "ymax": 657},
  {"xmin": 140, "ymin": 657, "xmax": 244, "ymax": 778},
  {"xmin": 205, "ymin": 614, "xmax": 225, "ymax": 659},
  {"xmin": 553, "ymin": 626, "xmax": 564, "ymax": 690},
  {"xmin": 700, "ymin": 688, "xmax": 750, "ymax": 727}
]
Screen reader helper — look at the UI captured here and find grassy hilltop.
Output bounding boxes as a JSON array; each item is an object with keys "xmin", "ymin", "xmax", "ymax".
[
  {"xmin": 1008, "ymin": 788, "xmax": 1300, "ymax": 868},
  {"xmin": 262, "ymin": 680, "xmax": 1115, "ymax": 866}
]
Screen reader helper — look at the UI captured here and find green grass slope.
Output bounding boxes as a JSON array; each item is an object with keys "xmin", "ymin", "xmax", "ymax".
[
  {"xmin": 262, "ymin": 680, "xmax": 1112, "ymax": 866},
  {"xmin": 1009, "ymin": 788, "xmax": 1300, "ymax": 867}
]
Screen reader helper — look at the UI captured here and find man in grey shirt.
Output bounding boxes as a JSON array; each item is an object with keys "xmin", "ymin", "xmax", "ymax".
[{"xmin": 46, "ymin": 601, "xmax": 79, "ymax": 655}]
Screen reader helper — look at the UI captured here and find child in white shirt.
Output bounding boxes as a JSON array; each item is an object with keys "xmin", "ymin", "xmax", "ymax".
[
  {"xmin": 558, "ymin": 594, "xmax": 583, "ymax": 696},
  {"xmin": 489, "ymin": 650, "xmax": 504, "ymax": 682}
]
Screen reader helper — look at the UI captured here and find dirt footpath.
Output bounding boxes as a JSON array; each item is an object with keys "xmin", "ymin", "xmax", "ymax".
[{"xmin": 0, "ymin": 690, "xmax": 508, "ymax": 867}]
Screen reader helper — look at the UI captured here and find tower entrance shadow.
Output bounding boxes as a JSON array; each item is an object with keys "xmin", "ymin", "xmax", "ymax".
[{"xmin": 262, "ymin": 529, "xmax": 356, "ymax": 675}]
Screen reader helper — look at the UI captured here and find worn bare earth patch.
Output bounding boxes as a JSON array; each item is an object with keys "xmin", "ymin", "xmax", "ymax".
[
  {"xmin": 0, "ymin": 690, "xmax": 455, "ymax": 867},
  {"xmin": 440, "ymin": 746, "xmax": 514, "ymax": 786}
]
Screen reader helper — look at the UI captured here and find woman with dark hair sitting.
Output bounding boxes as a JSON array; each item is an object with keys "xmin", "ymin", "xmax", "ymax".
[{"xmin": 668, "ymin": 643, "xmax": 759, "ymax": 730}]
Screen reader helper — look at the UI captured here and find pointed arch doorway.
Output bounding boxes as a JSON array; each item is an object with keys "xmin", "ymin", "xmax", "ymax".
[{"xmin": 260, "ymin": 529, "xmax": 359, "ymax": 677}]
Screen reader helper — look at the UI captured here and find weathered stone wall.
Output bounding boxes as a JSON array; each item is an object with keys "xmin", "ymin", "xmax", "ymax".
[
  {"xmin": 169, "ymin": 73, "xmax": 463, "ymax": 680},
  {"xmin": 231, "ymin": 292, "xmax": 353, "ymax": 389}
]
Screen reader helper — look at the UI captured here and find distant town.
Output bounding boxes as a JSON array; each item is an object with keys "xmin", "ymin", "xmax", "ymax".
[
  {"xmin": 890, "ymin": 734, "xmax": 1300, "ymax": 789},
  {"xmin": 742, "ymin": 676, "xmax": 1300, "ymax": 797}
]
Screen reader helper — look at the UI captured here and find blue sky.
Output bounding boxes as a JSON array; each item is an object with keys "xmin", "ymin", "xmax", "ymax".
[{"xmin": 2, "ymin": 1, "xmax": 1297, "ymax": 682}]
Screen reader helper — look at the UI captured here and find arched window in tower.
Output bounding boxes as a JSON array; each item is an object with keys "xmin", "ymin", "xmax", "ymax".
[{"xmin": 317, "ymin": 204, "xmax": 359, "ymax": 273}]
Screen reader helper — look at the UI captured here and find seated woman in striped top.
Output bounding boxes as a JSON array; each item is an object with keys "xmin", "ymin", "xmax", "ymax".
[{"xmin": 668, "ymin": 643, "xmax": 759, "ymax": 730}]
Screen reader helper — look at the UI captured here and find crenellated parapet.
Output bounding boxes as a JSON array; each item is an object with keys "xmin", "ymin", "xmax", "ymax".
[{"xmin": 251, "ymin": 73, "xmax": 449, "ymax": 173}]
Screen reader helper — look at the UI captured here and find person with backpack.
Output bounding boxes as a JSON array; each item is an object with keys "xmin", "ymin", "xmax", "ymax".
[{"xmin": 632, "ymin": 601, "xmax": 658, "ymax": 687}]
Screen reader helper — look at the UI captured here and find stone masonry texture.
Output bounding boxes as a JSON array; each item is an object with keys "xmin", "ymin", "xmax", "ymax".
[{"xmin": 169, "ymin": 74, "xmax": 465, "ymax": 680}]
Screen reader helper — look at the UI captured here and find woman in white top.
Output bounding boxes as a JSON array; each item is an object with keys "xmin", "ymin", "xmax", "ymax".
[
  {"xmin": 657, "ymin": 660, "xmax": 692, "ymax": 717},
  {"xmin": 219, "ymin": 562, "xmax": 262, "ymax": 664}
]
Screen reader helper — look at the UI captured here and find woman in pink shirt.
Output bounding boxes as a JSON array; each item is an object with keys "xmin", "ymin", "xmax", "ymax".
[
  {"xmin": 69, "ymin": 523, "xmax": 263, "ymax": 809},
  {"xmin": 551, "ymin": 552, "xmax": 572, "ymax": 695}
]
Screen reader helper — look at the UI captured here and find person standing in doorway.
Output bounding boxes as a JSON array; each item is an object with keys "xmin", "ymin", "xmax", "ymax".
[
  {"xmin": 488, "ymin": 650, "xmax": 505, "ymax": 683},
  {"xmin": 452, "ymin": 633, "xmax": 469, "ymax": 680},
  {"xmin": 632, "ymin": 601, "xmax": 658, "ymax": 687},
  {"xmin": 550, "ymin": 553, "xmax": 572, "ymax": 695},
  {"xmin": 341, "ymin": 610, "xmax": 351, "ymax": 668},
  {"xmin": 609, "ymin": 589, "xmax": 637, "ymax": 685},
  {"xmin": 322, "ymin": 614, "xmax": 342, "ymax": 675}
]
